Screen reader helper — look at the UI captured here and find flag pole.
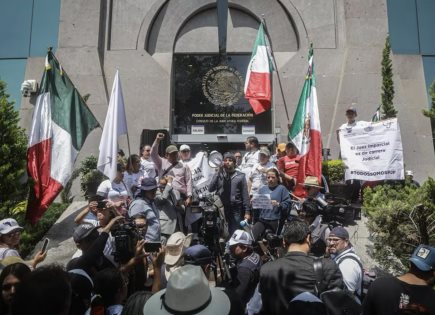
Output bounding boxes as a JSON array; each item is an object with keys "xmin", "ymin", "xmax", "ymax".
[{"xmin": 261, "ymin": 16, "xmax": 290, "ymax": 122}]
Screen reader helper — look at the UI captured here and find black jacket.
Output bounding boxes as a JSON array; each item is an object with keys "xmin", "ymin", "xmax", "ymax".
[
  {"xmin": 209, "ymin": 170, "xmax": 250, "ymax": 214},
  {"xmin": 259, "ymin": 251, "xmax": 343, "ymax": 315}
]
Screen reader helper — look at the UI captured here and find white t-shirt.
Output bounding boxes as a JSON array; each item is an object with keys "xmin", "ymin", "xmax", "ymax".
[
  {"xmin": 96, "ymin": 179, "xmax": 130, "ymax": 201},
  {"xmin": 338, "ymin": 120, "xmax": 369, "ymax": 135},
  {"xmin": 240, "ymin": 150, "xmax": 260, "ymax": 182},
  {"xmin": 140, "ymin": 157, "xmax": 157, "ymax": 179},
  {"xmin": 123, "ymin": 171, "xmax": 141, "ymax": 194},
  {"xmin": 249, "ymin": 161, "xmax": 276, "ymax": 195},
  {"xmin": 0, "ymin": 247, "xmax": 20, "ymax": 259}
]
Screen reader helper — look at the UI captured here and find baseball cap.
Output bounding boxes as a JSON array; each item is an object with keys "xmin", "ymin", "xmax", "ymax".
[
  {"xmin": 166, "ymin": 145, "xmax": 178, "ymax": 154},
  {"xmin": 223, "ymin": 152, "xmax": 236, "ymax": 163},
  {"xmin": 329, "ymin": 226, "xmax": 349, "ymax": 240},
  {"xmin": 180, "ymin": 144, "xmax": 191, "ymax": 152},
  {"xmin": 73, "ymin": 223, "xmax": 98, "ymax": 243},
  {"xmin": 164, "ymin": 232, "xmax": 192, "ymax": 266},
  {"xmin": 0, "ymin": 218, "xmax": 23, "ymax": 235},
  {"xmin": 409, "ymin": 244, "xmax": 435, "ymax": 272},
  {"xmin": 184, "ymin": 245, "xmax": 212, "ymax": 266},
  {"xmin": 138, "ymin": 177, "xmax": 158, "ymax": 191},
  {"xmin": 346, "ymin": 106, "xmax": 357, "ymax": 114},
  {"xmin": 228, "ymin": 230, "xmax": 253, "ymax": 246},
  {"xmin": 259, "ymin": 147, "xmax": 271, "ymax": 156}
]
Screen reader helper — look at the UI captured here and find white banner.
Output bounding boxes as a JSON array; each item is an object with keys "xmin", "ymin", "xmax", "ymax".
[
  {"xmin": 186, "ymin": 151, "xmax": 215, "ymax": 198},
  {"xmin": 339, "ymin": 118, "xmax": 404, "ymax": 181},
  {"xmin": 251, "ymin": 193, "xmax": 273, "ymax": 210}
]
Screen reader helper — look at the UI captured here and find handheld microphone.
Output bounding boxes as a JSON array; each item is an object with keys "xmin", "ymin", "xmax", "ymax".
[{"xmin": 240, "ymin": 219, "xmax": 255, "ymax": 240}]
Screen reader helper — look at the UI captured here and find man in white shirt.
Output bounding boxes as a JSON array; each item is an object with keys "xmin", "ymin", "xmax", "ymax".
[
  {"xmin": 140, "ymin": 144, "xmax": 157, "ymax": 179},
  {"xmin": 336, "ymin": 106, "xmax": 368, "ymax": 143},
  {"xmin": 240, "ymin": 136, "xmax": 260, "ymax": 182}
]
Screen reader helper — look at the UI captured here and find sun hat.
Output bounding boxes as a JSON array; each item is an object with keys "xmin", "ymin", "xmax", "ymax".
[
  {"xmin": 166, "ymin": 145, "xmax": 178, "ymax": 154},
  {"xmin": 302, "ymin": 176, "xmax": 323, "ymax": 188},
  {"xmin": 73, "ymin": 223, "xmax": 99, "ymax": 243},
  {"xmin": 409, "ymin": 244, "xmax": 435, "ymax": 272},
  {"xmin": 143, "ymin": 265, "xmax": 230, "ymax": 315},
  {"xmin": 0, "ymin": 218, "xmax": 23, "ymax": 235},
  {"xmin": 228, "ymin": 230, "xmax": 253, "ymax": 247},
  {"xmin": 138, "ymin": 177, "xmax": 158, "ymax": 191},
  {"xmin": 164, "ymin": 232, "xmax": 192, "ymax": 266},
  {"xmin": 329, "ymin": 226, "xmax": 349, "ymax": 240},
  {"xmin": 180, "ymin": 144, "xmax": 191, "ymax": 152}
]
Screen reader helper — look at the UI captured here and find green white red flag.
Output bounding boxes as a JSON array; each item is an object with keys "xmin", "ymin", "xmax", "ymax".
[
  {"xmin": 244, "ymin": 22, "xmax": 274, "ymax": 114},
  {"xmin": 26, "ymin": 50, "xmax": 99, "ymax": 223},
  {"xmin": 288, "ymin": 46, "xmax": 322, "ymax": 197}
]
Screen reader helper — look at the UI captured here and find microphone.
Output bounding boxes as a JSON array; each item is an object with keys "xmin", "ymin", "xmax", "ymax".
[{"xmin": 240, "ymin": 219, "xmax": 255, "ymax": 240}]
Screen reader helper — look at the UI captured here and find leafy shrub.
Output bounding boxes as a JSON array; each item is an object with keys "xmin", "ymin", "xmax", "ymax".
[
  {"xmin": 322, "ymin": 159, "xmax": 345, "ymax": 183},
  {"xmin": 362, "ymin": 178, "xmax": 435, "ymax": 274}
]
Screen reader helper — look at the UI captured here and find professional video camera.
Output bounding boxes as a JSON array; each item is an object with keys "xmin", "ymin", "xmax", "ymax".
[
  {"xmin": 112, "ymin": 220, "xmax": 142, "ymax": 263},
  {"xmin": 303, "ymin": 195, "xmax": 357, "ymax": 225}
]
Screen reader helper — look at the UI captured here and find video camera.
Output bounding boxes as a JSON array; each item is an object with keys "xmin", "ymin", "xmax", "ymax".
[
  {"xmin": 112, "ymin": 220, "xmax": 142, "ymax": 263},
  {"xmin": 303, "ymin": 195, "xmax": 357, "ymax": 225}
]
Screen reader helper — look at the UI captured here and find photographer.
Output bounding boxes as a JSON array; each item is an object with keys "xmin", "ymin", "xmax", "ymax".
[
  {"xmin": 251, "ymin": 168, "xmax": 291, "ymax": 241},
  {"xmin": 228, "ymin": 230, "xmax": 262, "ymax": 306},
  {"xmin": 209, "ymin": 152, "xmax": 251, "ymax": 235}
]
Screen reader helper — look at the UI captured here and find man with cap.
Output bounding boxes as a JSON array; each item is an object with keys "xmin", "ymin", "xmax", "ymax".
[
  {"xmin": 328, "ymin": 226, "xmax": 364, "ymax": 300},
  {"xmin": 271, "ymin": 142, "xmax": 286, "ymax": 164},
  {"xmin": 362, "ymin": 244, "xmax": 435, "ymax": 315},
  {"xmin": 179, "ymin": 144, "xmax": 192, "ymax": 165},
  {"xmin": 228, "ymin": 230, "xmax": 262, "ymax": 306},
  {"xmin": 128, "ymin": 177, "xmax": 161, "ymax": 241},
  {"xmin": 209, "ymin": 152, "xmax": 251, "ymax": 235},
  {"xmin": 405, "ymin": 170, "xmax": 420, "ymax": 187},
  {"xmin": 144, "ymin": 264, "xmax": 231, "ymax": 315},
  {"xmin": 151, "ymin": 133, "xmax": 193, "ymax": 207},
  {"xmin": 336, "ymin": 106, "xmax": 369, "ymax": 143}
]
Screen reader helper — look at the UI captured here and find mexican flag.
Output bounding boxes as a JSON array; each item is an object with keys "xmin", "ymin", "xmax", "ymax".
[
  {"xmin": 244, "ymin": 22, "xmax": 274, "ymax": 115},
  {"xmin": 289, "ymin": 46, "xmax": 322, "ymax": 197},
  {"xmin": 26, "ymin": 50, "xmax": 99, "ymax": 223}
]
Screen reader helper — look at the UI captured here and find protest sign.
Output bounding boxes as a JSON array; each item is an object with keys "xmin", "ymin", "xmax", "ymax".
[
  {"xmin": 187, "ymin": 151, "xmax": 215, "ymax": 198},
  {"xmin": 339, "ymin": 118, "xmax": 404, "ymax": 181},
  {"xmin": 251, "ymin": 193, "xmax": 273, "ymax": 210}
]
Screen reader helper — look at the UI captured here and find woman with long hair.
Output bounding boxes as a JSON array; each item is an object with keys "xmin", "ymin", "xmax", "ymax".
[{"xmin": 0, "ymin": 262, "xmax": 31, "ymax": 315}]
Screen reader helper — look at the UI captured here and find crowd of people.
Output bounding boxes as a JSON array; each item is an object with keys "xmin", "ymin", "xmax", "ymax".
[{"xmin": 0, "ymin": 118, "xmax": 432, "ymax": 314}]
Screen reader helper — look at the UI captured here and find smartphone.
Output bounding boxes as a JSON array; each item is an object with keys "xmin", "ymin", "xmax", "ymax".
[
  {"xmin": 144, "ymin": 241, "xmax": 162, "ymax": 253},
  {"xmin": 41, "ymin": 238, "xmax": 49, "ymax": 254}
]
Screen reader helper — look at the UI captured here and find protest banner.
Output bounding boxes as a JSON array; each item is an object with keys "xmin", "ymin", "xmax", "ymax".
[
  {"xmin": 187, "ymin": 151, "xmax": 215, "ymax": 198},
  {"xmin": 251, "ymin": 193, "xmax": 273, "ymax": 210},
  {"xmin": 339, "ymin": 118, "xmax": 404, "ymax": 181}
]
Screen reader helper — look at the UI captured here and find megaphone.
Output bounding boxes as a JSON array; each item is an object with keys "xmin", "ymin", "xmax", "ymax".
[{"xmin": 208, "ymin": 150, "xmax": 223, "ymax": 168}]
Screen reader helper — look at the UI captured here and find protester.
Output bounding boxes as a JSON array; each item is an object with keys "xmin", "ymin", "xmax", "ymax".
[
  {"xmin": 240, "ymin": 136, "xmax": 260, "ymax": 181},
  {"xmin": 209, "ymin": 152, "xmax": 251, "ymax": 235},
  {"xmin": 179, "ymin": 144, "xmax": 192, "ymax": 165},
  {"xmin": 11, "ymin": 265, "xmax": 72, "ymax": 315},
  {"xmin": 140, "ymin": 144, "xmax": 157, "ymax": 179},
  {"xmin": 362, "ymin": 244, "xmax": 435, "ymax": 314},
  {"xmin": 74, "ymin": 195, "xmax": 103, "ymax": 226},
  {"xmin": 151, "ymin": 133, "xmax": 193, "ymax": 207},
  {"xmin": 228, "ymin": 230, "xmax": 262, "ymax": 306},
  {"xmin": 251, "ymin": 168, "xmax": 291, "ymax": 240},
  {"xmin": 248, "ymin": 147, "xmax": 275, "ymax": 196},
  {"xmin": 234, "ymin": 151, "xmax": 242, "ymax": 168},
  {"xmin": 121, "ymin": 291, "xmax": 153, "ymax": 315},
  {"xmin": 0, "ymin": 263, "xmax": 31, "ymax": 315},
  {"xmin": 277, "ymin": 142, "xmax": 301, "ymax": 192},
  {"xmin": 271, "ymin": 142, "xmax": 286, "ymax": 164},
  {"xmin": 128, "ymin": 177, "xmax": 161, "ymax": 241},
  {"xmin": 155, "ymin": 176, "xmax": 182, "ymax": 244},
  {"xmin": 124, "ymin": 154, "xmax": 142, "ymax": 195},
  {"xmin": 68, "ymin": 269, "xmax": 93, "ymax": 315},
  {"xmin": 328, "ymin": 226, "xmax": 363, "ymax": 300},
  {"xmin": 97, "ymin": 162, "xmax": 131, "ymax": 200},
  {"xmin": 143, "ymin": 264, "xmax": 231, "ymax": 315},
  {"xmin": 405, "ymin": 170, "xmax": 420, "ymax": 187},
  {"xmin": 259, "ymin": 219, "xmax": 343, "ymax": 315},
  {"xmin": 0, "ymin": 218, "xmax": 46, "ymax": 269}
]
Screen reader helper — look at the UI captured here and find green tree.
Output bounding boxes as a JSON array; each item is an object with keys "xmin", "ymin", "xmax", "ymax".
[
  {"xmin": 363, "ymin": 178, "xmax": 435, "ymax": 274},
  {"xmin": 0, "ymin": 80, "xmax": 28, "ymax": 217},
  {"xmin": 381, "ymin": 36, "xmax": 397, "ymax": 119}
]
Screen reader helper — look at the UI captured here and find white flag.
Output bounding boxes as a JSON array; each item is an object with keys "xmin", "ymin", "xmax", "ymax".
[{"xmin": 97, "ymin": 70, "xmax": 128, "ymax": 181}]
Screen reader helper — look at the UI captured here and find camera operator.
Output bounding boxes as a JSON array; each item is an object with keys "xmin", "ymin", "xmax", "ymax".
[
  {"xmin": 228, "ymin": 230, "xmax": 262, "ymax": 306},
  {"xmin": 251, "ymin": 168, "xmax": 291, "ymax": 241},
  {"xmin": 128, "ymin": 177, "xmax": 161, "ymax": 241},
  {"xmin": 299, "ymin": 176, "xmax": 331, "ymax": 257},
  {"xmin": 209, "ymin": 152, "xmax": 251, "ymax": 236}
]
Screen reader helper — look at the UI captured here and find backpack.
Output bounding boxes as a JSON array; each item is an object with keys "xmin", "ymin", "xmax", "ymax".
[
  {"xmin": 336, "ymin": 253, "xmax": 375, "ymax": 301},
  {"xmin": 313, "ymin": 258, "xmax": 362, "ymax": 315}
]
